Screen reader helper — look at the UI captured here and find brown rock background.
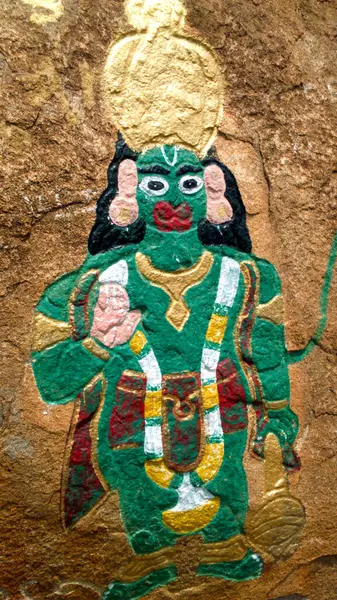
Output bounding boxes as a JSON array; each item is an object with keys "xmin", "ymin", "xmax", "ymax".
[{"xmin": 0, "ymin": 0, "xmax": 336, "ymax": 598}]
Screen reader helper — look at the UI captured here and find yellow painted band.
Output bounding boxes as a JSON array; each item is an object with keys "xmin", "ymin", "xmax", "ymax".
[
  {"xmin": 196, "ymin": 442, "xmax": 224, "ymax": 483},
  {"xmin": 200, "ymin": 534, "xmax": 249, "ymax": 563},
  {"xmin": 144, "ymin": 390, "xmax": 162, "ymax": 419},
  {"xmin": 116, "ymin": 546, "xmax": 175, "ymax": 583},
  {"xmin": 145, "ymin": 458, "xmax": 174, "ymax": 489},
  {"xmin": 206, "ymin": 314, "xmax": 228, "ymax": 345},
  {"xmin": 129, "ymin": 330, "xmax": 147, "ymax": 355},
  {"xmin": 201, "ymin": 383, "xmax": 219, "ymax": 410},
  {"xmin": 256, "ymin": 295, "xmax": 284, "ymax": 325},
  {"xmin": 162, "ymin": 497, "xmax": 220, "ymax": 534}
]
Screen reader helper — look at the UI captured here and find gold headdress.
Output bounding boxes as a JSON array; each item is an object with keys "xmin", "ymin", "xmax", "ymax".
[{"xmin": 102, "ymin": 0, "xmax": 224, "ymax": 157}]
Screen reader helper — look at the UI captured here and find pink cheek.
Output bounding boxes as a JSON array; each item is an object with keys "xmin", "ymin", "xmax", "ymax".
[
  {"xmin": 109, "ymin": 198, "xmax": 138, "ymax": 226},
  {"xmin": 204, "ymin": 164, "xmax": 233, "ymax": 224}
]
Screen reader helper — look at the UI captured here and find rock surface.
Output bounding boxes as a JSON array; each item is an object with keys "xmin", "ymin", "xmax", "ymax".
[{"xmin": 0, "ymin": 0, "xmax": 336, "ymax": 599}]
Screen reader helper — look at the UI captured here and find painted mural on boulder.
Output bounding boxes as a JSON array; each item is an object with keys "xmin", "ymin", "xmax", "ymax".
[{"xmin": 30, "ymin": 1, "xmax": 336, "ymax": 599}]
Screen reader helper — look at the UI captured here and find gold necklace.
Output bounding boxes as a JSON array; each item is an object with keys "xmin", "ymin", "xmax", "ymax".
[{"xmin": 135, "ymin": 251, "xmax": 214, "ymax": 331}]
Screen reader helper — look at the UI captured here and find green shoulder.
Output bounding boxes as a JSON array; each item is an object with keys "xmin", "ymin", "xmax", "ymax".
[
  {"xmin": 36, "ymin": 270, "xmax": 80, "ymax": 321},
  {"xmin": 252, "ymin": 256, "xmax": 282, "ymax": 304},
  {"xmin": 209, "ymin": 245, "xmax": 283, "ymax": 303}
]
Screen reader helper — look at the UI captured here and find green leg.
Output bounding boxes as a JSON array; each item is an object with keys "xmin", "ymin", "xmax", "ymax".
[
  {"xmin": 96, "ymin": 362, "xmax": 180, "ymax": 598},
  {"xmin": 101, "ymin": 447, "xmax": 179, "ymax": 598},
  {"xmin": 204, "ymin": 430, "xmax": 249, "ymax": 532},
  {"xmin": 198, "ymin": 502, "xmax": 263, "ymax": 581},
  {"xmin": 97, "ymin": 364, "xmax": 179, "ymax": 554},
  {"xmin": 112, "ymin": 449, "xmax": 179, "ymax": 553},
  {"xmin": 197, "ymin": 430, "xmax": 263, "ymax": 581}
]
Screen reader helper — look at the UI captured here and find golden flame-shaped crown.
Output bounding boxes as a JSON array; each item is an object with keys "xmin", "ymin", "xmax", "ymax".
[{"xmin": 102, "ymin": 0, "xmax": 224, "ymax": 157}]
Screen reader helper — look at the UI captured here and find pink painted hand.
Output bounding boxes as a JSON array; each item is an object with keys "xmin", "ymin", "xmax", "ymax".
[
  {"xmin": 109, "ymin": 159, "xmax": 139, "ymax": 226},
  {"xmin": 91, "ymin": 283, "xmax": 141, "ymax": 348},
  {"xmin": 205, "ymin": 163, "xmax": 233, "ymax": 224}
]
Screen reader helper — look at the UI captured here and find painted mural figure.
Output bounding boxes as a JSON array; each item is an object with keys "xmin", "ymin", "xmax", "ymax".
[{"xmin": 31, "ymin": 1, "xmax": 335, "ymax": 599}]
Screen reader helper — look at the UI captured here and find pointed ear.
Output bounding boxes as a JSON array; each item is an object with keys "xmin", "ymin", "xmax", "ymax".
[
  {"xmin": 205, "ymin": 164, "xmax": 233, "ymax": 225},
  {"xmin": 109, "ymin": 159, "xmax": 139, "ymax": 226}
]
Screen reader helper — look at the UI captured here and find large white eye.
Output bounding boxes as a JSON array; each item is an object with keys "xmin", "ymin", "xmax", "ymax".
[
  {"xmin": 178, "ymin": 175, "xmax": 204, "ymax": 195},
  {"xmin": 139, "ymin": 175, "xmax": 169, "ymax": 197}
]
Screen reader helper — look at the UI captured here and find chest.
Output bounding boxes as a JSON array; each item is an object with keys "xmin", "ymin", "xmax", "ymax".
[{"xmin": 127, "ymin": 253, "xmax": 227, "ymax": 369}]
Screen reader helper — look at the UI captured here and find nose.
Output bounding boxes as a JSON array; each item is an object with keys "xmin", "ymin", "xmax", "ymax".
[{"xmin": 170, "ymin": 185, "xmax": 184, "ymax": 207}]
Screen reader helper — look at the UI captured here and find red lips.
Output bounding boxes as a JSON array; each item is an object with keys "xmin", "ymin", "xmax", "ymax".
[{"xmin": 153, "ymin": 201, "xmax": 193, "ymax": 232}]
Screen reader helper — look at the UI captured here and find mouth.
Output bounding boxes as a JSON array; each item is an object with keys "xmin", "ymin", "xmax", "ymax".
[{"xmin": 153, "ymin": 201, "xmax": 193, "ymax": 232}]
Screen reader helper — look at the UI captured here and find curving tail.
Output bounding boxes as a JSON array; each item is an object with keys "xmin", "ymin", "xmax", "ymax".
[{"xmin": 287, "ymin": 231, "xmax": 337, "ymax": 365}]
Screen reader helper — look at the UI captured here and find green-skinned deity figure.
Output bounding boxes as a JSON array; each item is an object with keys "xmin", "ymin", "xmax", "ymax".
[{"xmin": 30, "ymin": 1, "xmax": 336, "ymax": 599}]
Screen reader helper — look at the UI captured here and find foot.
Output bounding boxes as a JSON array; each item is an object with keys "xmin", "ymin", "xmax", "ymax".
[
  {"xmin": 102, "ymin": 566, "xmax": 177, "ymax": 600},
  {"xmin": 196, "ymin": 550, "xmax": 263, "ymax": 581}
]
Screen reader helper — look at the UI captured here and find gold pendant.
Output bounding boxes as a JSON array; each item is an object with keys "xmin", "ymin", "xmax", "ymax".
[{"xmin": 135, "ymin": 251, "xmax": 214, "ymax": 331}]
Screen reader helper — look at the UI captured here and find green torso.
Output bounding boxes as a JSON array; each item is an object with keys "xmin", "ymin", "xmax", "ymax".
[
  {"xmin": 86, "ymin": 251, "xmax": 244, "ymax": 375},
  {"xmin": 34, "ymin": 239, "xmax": 290, "ymax": 414}
]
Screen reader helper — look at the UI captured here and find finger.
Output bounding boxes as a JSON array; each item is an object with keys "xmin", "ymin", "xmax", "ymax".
[
  {"xmin": 97, "ymin": 283, "xmax": 129, "ymax": 312},
  {"xmin": 105, "ymin": 283, "xmax": 129, "ymax": 307},
  {"xmin": 104, "ymin": 284, "xmax": 130, "ymax": 324},
  {"xmin": 103, "ymin": 326, "xmax": 118, "ymax": 348},
  {"xmin": 92, "ymin": 284, "xmax": 130, "ymax": 337},
  {"xmin": 97, "ymin": 284, "xmax": 110, "ymax": 309},
  {"xmin": 205, "ymin": 164, "xmax": 233, "ymax": 225},
  {"xmin": 111, "ymin": 310, "xmax": 142, "ymax": 347},
  {"xmin": 91, "ymin": 312, "xmax": 111, "ymax": 336}
]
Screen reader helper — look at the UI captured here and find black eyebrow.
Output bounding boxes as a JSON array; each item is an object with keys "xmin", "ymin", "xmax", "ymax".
[
  {"xmin": 137, "ymin": 165, "xmax": 171, "ymax": 175},
  {"xmin": 175, "ymin": 164, "xmax": 203, "ymax": 176}
]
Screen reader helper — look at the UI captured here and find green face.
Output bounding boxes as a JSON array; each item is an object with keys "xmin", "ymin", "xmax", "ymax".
[{"xmin": 136, "ymin": 146, "xmax": 207, "ymax": 232}]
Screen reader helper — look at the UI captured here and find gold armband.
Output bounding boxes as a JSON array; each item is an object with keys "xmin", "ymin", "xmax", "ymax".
[
  {"xmin": 82, "ymin": 337, "xmax": 110, "ymax": 361},
  {"xmin": 256, "ymin": 295, "xmax": 284, "ymax": 325},
  {"xmin": 32, "ymin": 312, "xmax": 71, "ymax": 352},
  {"xmin": 265, "ymin": 399, "xmax": 288, "ymax": 410}
]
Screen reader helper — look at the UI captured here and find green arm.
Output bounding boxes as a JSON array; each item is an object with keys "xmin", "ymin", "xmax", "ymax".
[
  {"xmin": 250, "ymin": 259, "xmax": 300, "ymax": 470},
  {"xmin": 31, "ymin": 270, "xmax": 110, "ymax": 405},
  {"xmin": 252, "ymin": 260, "xmax": 290, "ymax": 402}
]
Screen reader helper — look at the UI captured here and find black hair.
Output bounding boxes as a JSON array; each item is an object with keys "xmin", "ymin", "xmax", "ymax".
[
  {"xmin": 88, "ymin": 134, "xmax": 145, "ymax": 255},
  {"xmin": 88, "ymin": 134, "xmax": 252, "ymax": 255}
]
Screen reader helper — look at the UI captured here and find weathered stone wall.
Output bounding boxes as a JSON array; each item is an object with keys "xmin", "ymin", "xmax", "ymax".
[{"xmin": 0, "ymin": 0, "xmax": 336, "ymax": 599}]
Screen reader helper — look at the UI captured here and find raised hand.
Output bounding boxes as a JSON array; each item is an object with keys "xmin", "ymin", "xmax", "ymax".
[
  {"xmin": 109, "ymin": 159, "xmax": 139, "ymax": 226},
  {"xmin": 253, "ymin": 406, "xmax": 300, "ymax": 472},
  {"xmin": 91, "ymin": 283, "xmax": 141, "ymax": 348}
]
